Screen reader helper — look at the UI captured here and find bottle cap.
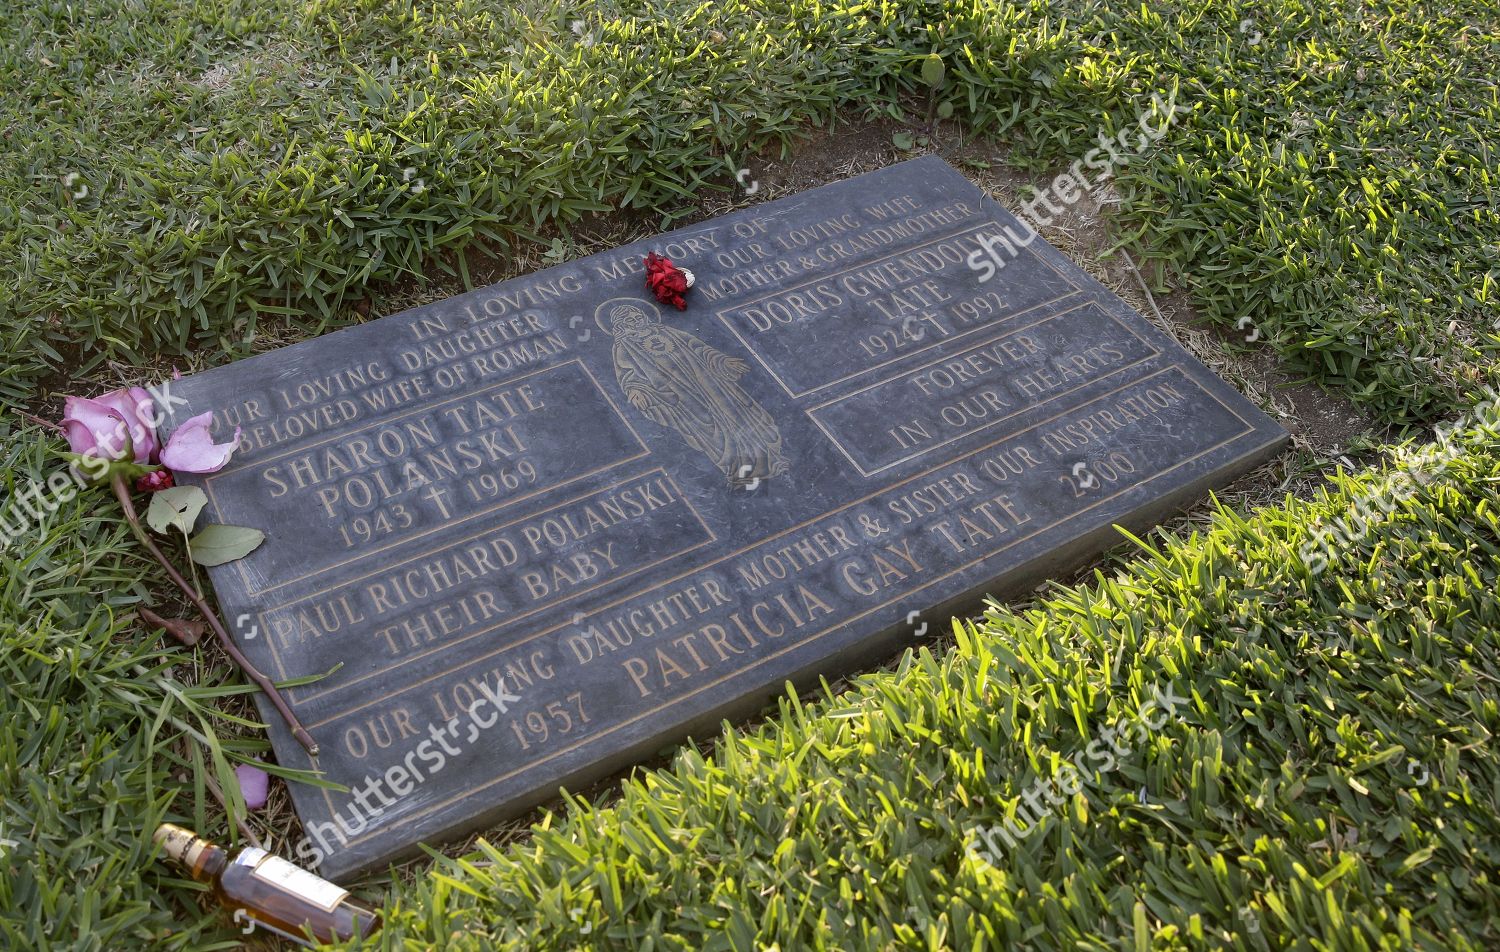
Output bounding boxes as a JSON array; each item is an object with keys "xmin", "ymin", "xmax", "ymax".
[{"xmin": 154, "ymin": 823, "xmax": 211, "ymax": 870}]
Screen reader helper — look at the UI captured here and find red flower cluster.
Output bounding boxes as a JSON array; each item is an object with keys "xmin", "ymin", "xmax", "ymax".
[
  {"xmin": 644, "ymin": 252, "xmax": 690, "ymax": 310},
  {"xmin": 135, "ymin": 470, "xmax": 175, "ymax": 493}
]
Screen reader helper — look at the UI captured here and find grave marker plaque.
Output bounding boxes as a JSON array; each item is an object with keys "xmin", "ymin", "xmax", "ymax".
[{"xmin": 164, "ymin": 156, "xmax": 1287, "ymax": 878}]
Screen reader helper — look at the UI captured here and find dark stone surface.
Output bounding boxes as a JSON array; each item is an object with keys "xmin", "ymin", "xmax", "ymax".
[{"xmin": 162, "ymin": 155, "xmax": 1286, "ymax": 879}]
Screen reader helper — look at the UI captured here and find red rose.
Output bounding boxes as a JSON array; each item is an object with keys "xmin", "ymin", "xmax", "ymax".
[{"xmin": 644, "ymin": 252, "xmax": 691, "ymax": 310}]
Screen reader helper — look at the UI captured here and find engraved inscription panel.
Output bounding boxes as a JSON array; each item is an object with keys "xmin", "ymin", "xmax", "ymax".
[
  {"xmin": 806, "ymin": 302, "xmax": 1160, "ymax": 475},
  {"xmin": 163, "ymin": 156, "xmax": 1286, "ymax": 879},
  {"xmin": 255, "ymin": 469, "xmax": 713, "ymax": 704},
  {"xmin": 714, "ymin": 222, "xmax": 1079, "ymax": 397},
  {"xmin": 208, "ymin": 361, "xmax": 647, "ymax": 596}
]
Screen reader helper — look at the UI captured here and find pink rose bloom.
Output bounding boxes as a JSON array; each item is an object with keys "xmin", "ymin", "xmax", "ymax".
[{"xmin": 62, "ymin": 387, "xmax": 158, "ymax": 462}]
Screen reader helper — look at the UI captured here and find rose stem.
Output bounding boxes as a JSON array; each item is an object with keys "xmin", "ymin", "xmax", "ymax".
[
  {"xmin": 15, "ymin": 409, "xmax": 62, "ymax": 432},
  {"xmin": 112, "ymin": 472, "xmax": 319, "ymax": 755}
]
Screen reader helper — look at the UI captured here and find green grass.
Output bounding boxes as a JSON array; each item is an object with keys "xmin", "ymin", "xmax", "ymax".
[
  {"xmin": 4, "ymin": 0, "xmax": 1500, "ymax": 947},
  {"xmin": 2, "ymin": 0, "xmax": 1496, "ymax": 419},
  {"xmin": 368, "ymin": 404, "xmax": 1500, "ymax": 950},
  {"xmin": 0, "ymin": 417, "xmax": 275, "ymax": 950}
]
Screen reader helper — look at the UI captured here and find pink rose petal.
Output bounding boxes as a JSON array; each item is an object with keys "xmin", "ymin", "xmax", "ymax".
[
  {"xmin": 235, "ymin": 763, "xmax": 270, "ymax": 811},
  {"xmin": 61, "ymin": 417, "xmax": 103, "ymax": 457},
  {"xmin": 160, "ymin": 411, "xmax": 241, "ymax": 473},
  {"xmin": 94, "ymin": 387, "xmax": 159, "ymax": 462}
]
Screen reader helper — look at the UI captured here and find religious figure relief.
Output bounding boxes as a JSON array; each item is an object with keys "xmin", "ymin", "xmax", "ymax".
[{"xmin": 596, "ymin": 297, "xmax": 789, "ymax": 486}]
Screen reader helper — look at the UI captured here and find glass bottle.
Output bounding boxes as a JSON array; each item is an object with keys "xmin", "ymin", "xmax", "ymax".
[{"xmin": 154, "ymin": 823, "xmax": 381, "ymax": 945}]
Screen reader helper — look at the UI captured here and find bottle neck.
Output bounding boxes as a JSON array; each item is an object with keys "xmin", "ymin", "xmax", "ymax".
[{"xmin": 154, "ymin": 824, "xmax": 228, "ymax": 882}]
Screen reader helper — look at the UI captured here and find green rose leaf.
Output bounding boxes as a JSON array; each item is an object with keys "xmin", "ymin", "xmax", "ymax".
[
  {"xmin": 146, "ymin": 486, "xmax": 208, "ymax": 535},
  {"xmin": 190, "ymin": 524, "xmax": 265, "ymax": 566},
  {"xmin": 921, "ymin": 53, "xmax": 945, "ymax": 89}
]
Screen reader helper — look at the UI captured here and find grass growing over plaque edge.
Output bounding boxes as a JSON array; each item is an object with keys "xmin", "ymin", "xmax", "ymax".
[{"xmin": 364, "ymin": 407, "xmax": 1500, "ymax": 950}]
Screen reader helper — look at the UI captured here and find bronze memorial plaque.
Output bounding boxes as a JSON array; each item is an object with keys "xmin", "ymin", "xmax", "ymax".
[{"xmin": 163, "ymin": 156, "xmax": 1287, "ymax": 877}]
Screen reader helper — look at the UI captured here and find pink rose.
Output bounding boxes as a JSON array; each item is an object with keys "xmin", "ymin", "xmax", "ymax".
[{"xmin": 62, "ymin": 387, "xmax": 157, "ymax": 462}]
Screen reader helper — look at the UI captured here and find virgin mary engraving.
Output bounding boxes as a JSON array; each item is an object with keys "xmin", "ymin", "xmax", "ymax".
[{"xmin": 596, "ymin": 297, "xmax": 789, "ymax": 486}]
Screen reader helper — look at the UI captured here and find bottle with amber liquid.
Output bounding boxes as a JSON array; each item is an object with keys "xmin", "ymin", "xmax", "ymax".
[{"xmin": 155, "ymin": 824, "xmax": 381, "ymax": 945}]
